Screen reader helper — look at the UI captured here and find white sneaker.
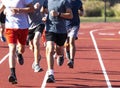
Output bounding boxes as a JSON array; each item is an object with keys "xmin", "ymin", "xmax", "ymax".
[
  {"xmin": 32, "ymin": 63, "xmax": 43, "ymax": 72},
  {"xmin": 32, "ymin": 55, "xmax": 42, "ymax": 72}
]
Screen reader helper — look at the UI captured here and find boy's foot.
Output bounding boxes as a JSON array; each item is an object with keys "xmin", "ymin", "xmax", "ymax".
[
  {"xmin": 57, "ymin": 55, "xmax": 64, "ymax": 66},
  {"xmin": 8, "ymin": 75, "xmax": 17, "ymax": 84},
  {"xmin": 46, "ymin": 74, "xmax": 55, "ymax": 83},
  {"xmin": 32, "ymin": 63, "xmax": 43, "ymax": 72},
  {"xmin": 32, "ymin": 56, "xmax": 43, "ymax": 72},
  {"xmin": 0, "ymin": 36, "xmax": 6, "ymax": 42},
  {"xmin": 16, "ymin": 50, "xmax": 24, "ymax": 65},
  {"xmin": 67, "ymin": 59, "xmax": 74, "ymax": 68}
]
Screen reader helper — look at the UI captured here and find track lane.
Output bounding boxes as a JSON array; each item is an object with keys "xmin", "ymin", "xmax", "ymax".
[{"xmin": 0, "ymin": 23, "xmax": 120, "ymax": 88}]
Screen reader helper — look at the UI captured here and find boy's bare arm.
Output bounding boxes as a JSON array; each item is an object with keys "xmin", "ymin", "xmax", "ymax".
[
  {"xmin": 78, "ymin": 6, "xmax": 84, "ymax": 16},
  {"xmin": 40, "ymin": 6, "xmax": 48, "ymax": 14},
  {"xmin": 10, "ymin": 3, "xmax": 34, "ymax": 14},
  {"xmin": 58, "ymin": 8, "xmax": 73, "ymax": 19},
  {"xmin": 50, "ymin": 8, "xmax": 73, "ymax": 19}
]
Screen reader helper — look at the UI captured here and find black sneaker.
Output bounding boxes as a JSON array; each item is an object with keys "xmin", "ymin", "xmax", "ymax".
[
  {"xmin": 8, "ymin": 75, "xmax": 17, "ymax": 84},
  {"xmin": 67, "ymin": 59, "xmax": 74, "ymax": 68},
  {"xmin": 47, "ymin": 75, "xmax": 55, "ymax": 83},
  {"xmin": 57, "ymin": 55, "xmax": 64, "ymax": 66},
  {"xmin": 16, "ymin": 50, "xmax": 24, "ymax": 65}
]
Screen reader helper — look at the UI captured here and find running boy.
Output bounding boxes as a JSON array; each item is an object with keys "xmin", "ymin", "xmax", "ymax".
[
  {"xmin": 41, "ymin": 0, "xmax": 73, "ymax": 83},
  {"xmin": 0, "ymin": 0, "xmax": 34, "ymax": 84}
]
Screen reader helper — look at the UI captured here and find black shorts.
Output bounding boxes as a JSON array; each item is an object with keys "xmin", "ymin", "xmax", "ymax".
[
  {"xmin": 0, "ymin": 11, "xmax": 6, "ymax": 23},
  {"xmin": 28, "ymin": 24, "xmax": 45, "ymax": 41},
  {"xmin": 45, "ymin": 32, "xmax": 67, "ymax": 46}
]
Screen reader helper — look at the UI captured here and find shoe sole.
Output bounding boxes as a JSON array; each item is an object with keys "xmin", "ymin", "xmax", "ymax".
[
  {"xmin": 11, "ymin": 80, "xmax": 18, "ymax": 84},
  {"xmin": 46, "ymin": 78, "xmax": 55, "ymax": 83},
  {"xmin": 34, "ymin": 68, "xmax": 43, "ymax": 72},
  {"xmin": 8, "ymin": 76, "xmax": 17, "ymax": 84},
  {"xmin": 46, "ymin": 75, "xmax": 55, "ymax": 83}
]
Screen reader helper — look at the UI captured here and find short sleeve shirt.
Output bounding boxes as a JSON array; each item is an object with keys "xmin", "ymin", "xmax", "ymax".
[
  {"xmin": 66, "ymin": 0, "xmax": 83, "ymax": 27},
  {"xmin": 28, "ymin": 0, "xmax": 45, "ymax": 29},
  {"xmin": 2, "ymin": 0, "xmax": 32, "ymax": 29},
  {"xmin": 43, "ymin": 0, "xmax": 71, "ymax": 33}
]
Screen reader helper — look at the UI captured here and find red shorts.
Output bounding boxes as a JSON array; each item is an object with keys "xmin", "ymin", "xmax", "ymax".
[{"xmin": 5, "ymin": 28, "xmax": 28, "ymax": 45}]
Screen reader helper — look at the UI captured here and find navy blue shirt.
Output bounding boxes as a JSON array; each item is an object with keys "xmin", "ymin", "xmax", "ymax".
[
  {"xmin": 43, "ymin": 0, "xmax": 71, "ymax": 33},
  {"xmin": 66, "ymin": 0, "xmax": 83, "ymax": 27}
]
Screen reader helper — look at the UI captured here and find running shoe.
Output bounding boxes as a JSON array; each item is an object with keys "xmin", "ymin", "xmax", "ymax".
[
  {"xmin": 8, "ymin": 75, "xmax": 17, "ymax": 84},
  {"xmin": 16, "ymin": 50, "xmax": 24, "ymax": 65},
  {"xmin": 67, "ymin": 59, "xmax": 74, "ymax": 68},
  {"xmin": 57, "ymin": 55, "xmax": 64, "ymax": 66},
  {"xmin": 46, "ymin": 74, "xmax": 55, "ymax": 83},
  {"xmin": 32, "ymin": 56, "xmax": 43, "ymax": 72},
  {"xmin": 1, "ymin": 36, "xmax": 6, "ymax": 42},
  {"xmin": 32, "ymin": 64, "xmax": 43, "ymax": 72}
]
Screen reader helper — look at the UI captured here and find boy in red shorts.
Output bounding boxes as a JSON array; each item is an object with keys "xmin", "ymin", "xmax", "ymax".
[{"xmin": 0, "ymin": 0, "xmax": 34, "ymax": 84}]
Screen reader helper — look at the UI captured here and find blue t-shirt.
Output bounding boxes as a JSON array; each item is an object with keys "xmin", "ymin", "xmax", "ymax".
[
  {"xmin": 28, "ymin": 0, "xmax": 45, "ymax": 29},
  {"xmin": 66, "ymin": 0, "xmax": 83, "ymax": 27},
  {"xmin": 43, "ymin": 0, "xmax": 71, "ymax": 33}
]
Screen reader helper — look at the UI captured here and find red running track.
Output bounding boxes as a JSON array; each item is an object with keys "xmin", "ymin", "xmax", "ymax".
[{"xmin": 0, "ymin": 22, "xmax": 120, "ymax": 88}]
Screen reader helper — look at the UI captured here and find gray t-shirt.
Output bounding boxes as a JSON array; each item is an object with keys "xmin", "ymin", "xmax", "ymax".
[
  {"xmin": 28, "ymin": 0, "xmax": 45, "ymax": 30},
  {"xmin": 43, "ymin": 0, "xmax": 71, "ymax": 33}
]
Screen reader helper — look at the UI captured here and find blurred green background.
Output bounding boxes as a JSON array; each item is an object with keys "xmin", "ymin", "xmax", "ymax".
[{"xmin": 81, "ymin": 0, "xmax": 120, "ymax": 22}]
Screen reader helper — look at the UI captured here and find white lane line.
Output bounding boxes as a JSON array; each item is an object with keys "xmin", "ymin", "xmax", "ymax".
[
  {"xmin": 0, "ymin": 53, "xmax": 9, "ymax": 64},
  {"xmin": 41, "ymin": 71, "xmax": 48, "ymax": 88},
  {"xmin": 98, "ymin": 33, "xmax": 115, "ymax": 36},
  {"xmin": 90, "ymin": 29, "xmax": 112, "ymax": 88}
]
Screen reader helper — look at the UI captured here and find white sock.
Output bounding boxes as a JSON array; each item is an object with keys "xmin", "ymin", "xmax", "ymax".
[{"xmin": 48, "ymin": 69, "xmax": 54, "ymax": 75}]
